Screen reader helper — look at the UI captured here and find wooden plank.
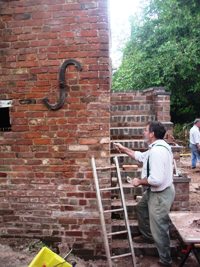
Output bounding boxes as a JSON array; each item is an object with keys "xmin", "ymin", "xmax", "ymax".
[{"xmin": 122, "ymin": 164, "xmax": 138, "ymax": 170}]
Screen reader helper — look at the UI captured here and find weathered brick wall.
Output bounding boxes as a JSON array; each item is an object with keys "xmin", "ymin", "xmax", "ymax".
[
  {"xmin": 110, "ymin": 87, "xmax": 171, "ymax": 123},
  {"xmin": 0, "ymin": 0, "xmax": 110, "ymax": 257},
  {"xmin": 141, "ymin": 87, "xmax": 171, "ymax": 122}
]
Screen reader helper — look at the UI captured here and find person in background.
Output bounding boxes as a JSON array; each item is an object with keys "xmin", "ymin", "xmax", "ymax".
[
  {"xmin": 189, "ymin": 118, "xmax": 200, "ymax": 169},
  {"xmin": 114, "ymin": 121, "xmax": 175, "ymax": 267}
]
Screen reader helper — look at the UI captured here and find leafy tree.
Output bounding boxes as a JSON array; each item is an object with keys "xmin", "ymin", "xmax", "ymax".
[{"xmin": 112, "ymin": 0, "xmax": 200, "ymax": 123}]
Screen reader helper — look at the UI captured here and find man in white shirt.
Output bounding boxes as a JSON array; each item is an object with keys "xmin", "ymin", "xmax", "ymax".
[
  {"xmin": 189, "ymin": 118, "xmax": 200, "ymax": 169},
  {"xmin": 114, "ymin": 121, "xmax": 175, "ymax": 267}
]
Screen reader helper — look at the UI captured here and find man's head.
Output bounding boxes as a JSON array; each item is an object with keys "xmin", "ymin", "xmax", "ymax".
[
  {"xmin": 194, "ymin": 118, "xmax": 200, "ymax": 128},
  {"xmin": 144, "ymin": 121, "xmax": 166, "ymax": 143}
]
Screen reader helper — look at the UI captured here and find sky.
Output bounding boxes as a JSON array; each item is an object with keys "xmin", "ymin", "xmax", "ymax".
[{"xmin": 109, "ymin": 0, "xmax": 144, "ymax": 69}]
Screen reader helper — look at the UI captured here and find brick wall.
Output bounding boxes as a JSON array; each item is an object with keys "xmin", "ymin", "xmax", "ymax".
[
  {"xmin": 111, "ymin": 87, "xmax": 171, "ymax": 123},
  {"xmin": 142, "ymin": 87, "xmax": 171, "ymax": 122},
  {"xmin": 0, "ymin": 0, "xmax": 110, "ymax": 257}
]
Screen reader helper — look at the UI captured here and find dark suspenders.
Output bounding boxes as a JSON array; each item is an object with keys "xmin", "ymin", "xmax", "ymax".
[
  {"xmin": 147, "ymin": 157, "xmax": 150, "ymax": 177},
  {"xmin": 147, "ymin": 144, "xmax": 170, "ymax": 177}
]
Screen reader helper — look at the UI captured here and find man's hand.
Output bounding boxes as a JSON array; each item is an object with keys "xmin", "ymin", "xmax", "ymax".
[
  {"xmin": 113, "ymin": 142, "xmax": 135, "ymax": 159},
  {"xmin": 113, "ymin": 143, "xmax": 125, "ymax": 153},
  {"xmin": 127, "ymin": 177, "xmax": 141, "ymax": 187},
  {"xmin": 132, "ymin": 177, "xmax": 149, "ymax": 187},
  {"xmin": 132, "ymin": 178, "xmax": 141, "ymax": 187}
]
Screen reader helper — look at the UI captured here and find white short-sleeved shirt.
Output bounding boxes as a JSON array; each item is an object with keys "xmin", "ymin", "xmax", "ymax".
[
  {"xmin": 189, "ymin": 125, "xmax": 200, "ymax": 145},
  {"xmin": 134, "ymin": 139, "xmax": 173, "ymax": 192}
]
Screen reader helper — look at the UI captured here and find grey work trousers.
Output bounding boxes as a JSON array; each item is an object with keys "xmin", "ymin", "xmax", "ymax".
[{"xmin": 137, "ymin": 184, "xmax": 175, "ymax": 265}]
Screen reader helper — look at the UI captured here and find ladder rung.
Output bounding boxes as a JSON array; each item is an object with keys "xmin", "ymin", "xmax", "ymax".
[
  {"xmin": 104, "ymin": 208, "xmax": 123, "ymax": 213},
  {"xmin": 107, "ymin": 230, "xmax": 128, "ymax": 236},
  {"xmin": 111, "ymin": 252, "xmax": 132, "ymax": 260},
  {"xmin": 100, "ymin": 186, "xmax": 120, "ymax": 191}
]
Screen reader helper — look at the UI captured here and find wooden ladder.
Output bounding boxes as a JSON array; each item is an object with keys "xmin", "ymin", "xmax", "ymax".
[{"xmin": 91, "ymin": 156, "xmax": 137, "ymax": 267}]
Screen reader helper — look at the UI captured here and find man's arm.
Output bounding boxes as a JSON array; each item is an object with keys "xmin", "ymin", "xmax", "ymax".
[
  {"xmin": 193, "ymin": 127, "xmax": 200, "ymax": 150},
  {"xmin": 132, "ymin": 177, "xmax": 149, "ymax": 187},
  {"xmin": 197, "ymin": 144, "xmax": 200, "ymax": 151}
]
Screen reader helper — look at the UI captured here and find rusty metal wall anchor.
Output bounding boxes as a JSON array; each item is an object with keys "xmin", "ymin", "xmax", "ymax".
[{"xmin": 42, "ymin": 59, "xmax": 82, "ymax": 111}]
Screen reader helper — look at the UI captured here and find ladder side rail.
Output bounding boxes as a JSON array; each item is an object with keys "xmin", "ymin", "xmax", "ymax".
[
  {"xmin": 114, "ymin": 156, "xmax": 137, "ymax": 267},
  {"xmin": 91, "ymin": 157, "xmax": 113, "ymax": 267}
]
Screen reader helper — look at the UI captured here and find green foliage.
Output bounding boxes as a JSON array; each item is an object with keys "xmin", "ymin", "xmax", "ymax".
[
  {"xmin": 173, "ymin": 123, "xmax": 188, "ymax": 145},
  {"xmin": 112, "ymin": 0, "xmax": 200, "ymax": 123}
]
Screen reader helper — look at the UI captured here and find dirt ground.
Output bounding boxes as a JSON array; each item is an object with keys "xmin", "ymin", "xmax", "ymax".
[{"xmin": 0, "ymin": 156, "xmax": 200, "ymax": 267}]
